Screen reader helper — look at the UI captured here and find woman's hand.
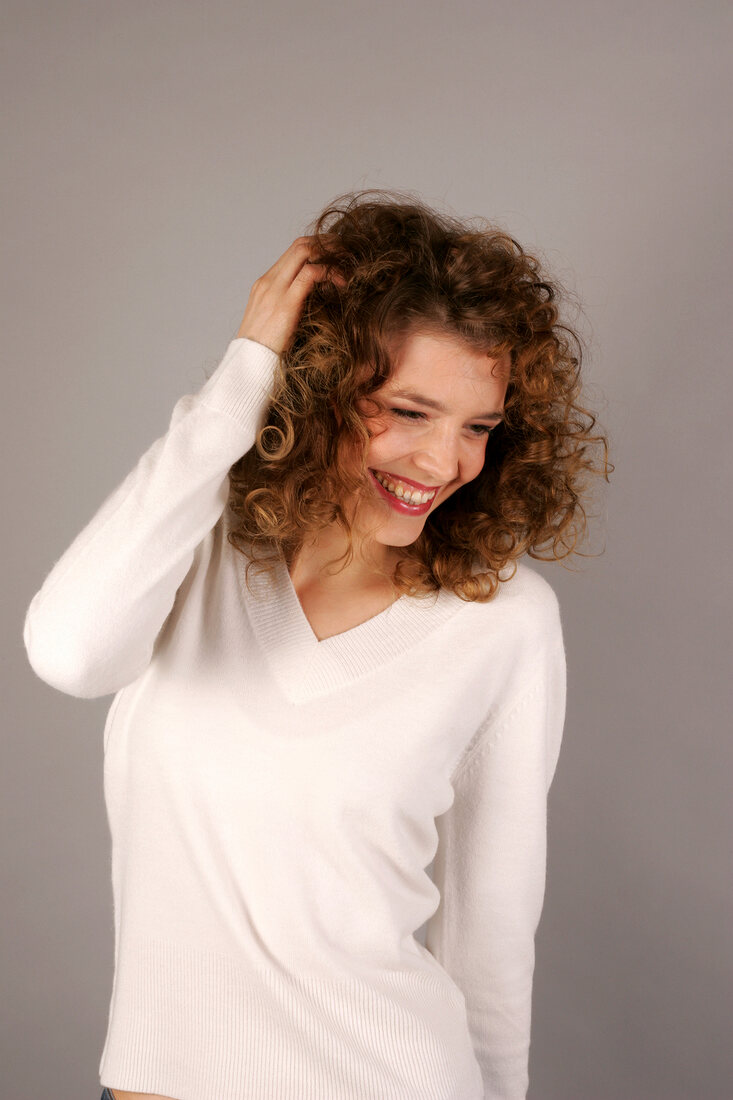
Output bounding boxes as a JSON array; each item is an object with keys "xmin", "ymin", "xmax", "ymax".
[{"xmin": 236, "ymin": 236, "xmax": 345, "ymax": 356}]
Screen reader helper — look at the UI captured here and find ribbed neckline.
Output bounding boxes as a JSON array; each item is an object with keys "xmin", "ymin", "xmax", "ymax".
[{"xmin": 237, "ymin": 549, "xmax": 466, "ymax": 704}]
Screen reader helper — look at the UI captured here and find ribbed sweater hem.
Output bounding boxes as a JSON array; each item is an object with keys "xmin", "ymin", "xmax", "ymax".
[{"xmin": 98, "ymin": 936, "xmax": 484, "ymax": 1100}]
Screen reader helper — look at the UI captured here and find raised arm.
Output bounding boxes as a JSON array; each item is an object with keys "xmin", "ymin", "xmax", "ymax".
[{"xmin": 23, "ymin": 238, "xmax": 343, "ymax": 699}]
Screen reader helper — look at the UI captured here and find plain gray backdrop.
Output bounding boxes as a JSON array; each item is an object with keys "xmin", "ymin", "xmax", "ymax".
[{"xmin": 4, "ymin": 1, "xmax": 732, "ymax": 1097}]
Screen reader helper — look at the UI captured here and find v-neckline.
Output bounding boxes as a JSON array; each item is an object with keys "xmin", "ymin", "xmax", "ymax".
[
  {"xmin": 237, "ymin": 546, "xmax": 466, "ymax": 703},
  {"xmin": 281, "ymin": 559, "xmax": 405, "ymax": 645}
]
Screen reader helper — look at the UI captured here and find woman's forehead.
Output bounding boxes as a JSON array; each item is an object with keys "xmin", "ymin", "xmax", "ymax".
[
  {"xmin": 389, "ymin": 329, "xmax": 508, "ymax": 372},
  {"xmin": 382, "ymin": 332, "xmax": 510, "ymax": 391}
]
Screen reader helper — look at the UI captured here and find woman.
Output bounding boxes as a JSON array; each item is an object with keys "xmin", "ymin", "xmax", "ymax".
[{"xmin": 24, "ymin": 190, "xmax": 609, "ymax": 1100}]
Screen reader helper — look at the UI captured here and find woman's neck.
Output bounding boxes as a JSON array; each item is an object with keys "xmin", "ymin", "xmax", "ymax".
[{"xmin": 287, "ymin": 523, "xmax": 399, "ymax": 596}]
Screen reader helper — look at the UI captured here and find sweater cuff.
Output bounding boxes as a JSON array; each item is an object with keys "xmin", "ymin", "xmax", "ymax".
[{"xmin": 197, "ymin": 338, "xmax": 280, "ymax": 427}]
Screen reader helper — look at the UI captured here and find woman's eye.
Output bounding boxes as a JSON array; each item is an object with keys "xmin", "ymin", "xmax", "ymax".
[{"xmin": 392, "ymin": 408, "xmax": 492, "ymax": 436}]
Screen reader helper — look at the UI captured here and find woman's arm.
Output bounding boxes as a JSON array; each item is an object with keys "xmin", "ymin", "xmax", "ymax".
[
  {"xmin": 425, "ymin": 627, "xmax": 567, "ymax": 1100},
  {"xmin": 22, "ymin": 337, "xmax": 279, "ymax": 699},
  {"xmin": 23, "ymin": 237, "xmax": 341, "ymax": 700}
]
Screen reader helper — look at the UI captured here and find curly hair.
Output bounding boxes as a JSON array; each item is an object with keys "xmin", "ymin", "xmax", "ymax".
[{"xmin": 223, "ymin": 188, "xmax": 612, "ymax": 602}]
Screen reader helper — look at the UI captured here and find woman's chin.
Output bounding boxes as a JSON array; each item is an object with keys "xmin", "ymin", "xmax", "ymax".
[
  {"xmin": 372, "ymin": 518, "xmax": 427, "ymax": 548},
  {"xmin": 350, "ymin": 497, "xmax": 432, "ymax": 551}
]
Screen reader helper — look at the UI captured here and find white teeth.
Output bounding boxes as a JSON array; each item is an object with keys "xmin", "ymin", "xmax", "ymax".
[{"xmin": 373, "ymin": 471, "xmax": 436, "ymax": 505}]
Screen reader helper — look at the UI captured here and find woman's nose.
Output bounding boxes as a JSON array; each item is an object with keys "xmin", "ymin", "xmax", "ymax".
[{"xmin": 411, "ymin": 434, "xmax": 461, "ymax": 485}]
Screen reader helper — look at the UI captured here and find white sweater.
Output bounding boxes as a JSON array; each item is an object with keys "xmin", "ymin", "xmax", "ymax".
[{"xmin": 23, "ymin": 338, "xmax": 567, "ymax": 1100}]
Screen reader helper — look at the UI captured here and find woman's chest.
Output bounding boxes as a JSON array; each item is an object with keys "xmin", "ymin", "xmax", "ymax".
[
  {"xmin": 104, "ymin": 649, "xmax": 482, "ymax": 851},
  {"xmin": 293, "ymin": 582, "xmax": 399, "ymax": 641}
]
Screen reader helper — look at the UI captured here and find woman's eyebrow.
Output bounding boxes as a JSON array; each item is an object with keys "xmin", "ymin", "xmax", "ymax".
[{"xmin": 388, "ymin": 388, "xmax": 504, "ymax": 421}]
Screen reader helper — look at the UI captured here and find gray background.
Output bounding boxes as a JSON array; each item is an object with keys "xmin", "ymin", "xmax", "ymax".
[{"xmin": 4, "ymin": 1, "xmax": 732, "ymax": 1097}]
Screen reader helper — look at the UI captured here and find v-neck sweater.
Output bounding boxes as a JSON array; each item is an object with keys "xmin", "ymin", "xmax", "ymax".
[{"xmin": 23, "ymin": 338, "xmax": 567, "ymax": 1100}]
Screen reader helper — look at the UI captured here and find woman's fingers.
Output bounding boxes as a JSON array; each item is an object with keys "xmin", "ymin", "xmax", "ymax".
[
  {"xmin": 264, "ymin": 236, "xmax": 344, "ymax": 294},
  {"xmin": 267, "ymin": 236, "xmax": 322, "ymax": 288},
  {"xmin": 288, "ymin": 261, "xmax": 334, "ymax": 296},
  {"xmin": 236, "ymin": 237, "xmax": 344, "ymax": 354}
]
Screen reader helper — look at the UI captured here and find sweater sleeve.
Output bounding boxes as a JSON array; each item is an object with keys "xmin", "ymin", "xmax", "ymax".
[
  {"xmin": 22, "ymin": 337, "xmax": 280, "ymax": 700},
  {"xmin": 424, "ymin": 629, "xmax": 567, "ymax": 1100}
]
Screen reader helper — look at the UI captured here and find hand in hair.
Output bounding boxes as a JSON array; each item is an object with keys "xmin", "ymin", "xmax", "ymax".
[{"xmin": 236, "ymin": 236, "xmax": 346, "ymax": 356}]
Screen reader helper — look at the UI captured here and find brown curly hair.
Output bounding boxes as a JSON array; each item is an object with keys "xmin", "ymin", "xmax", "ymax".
[{"xmin": 223, "ymin": 188, "xmax": 612, "ymax": 602}]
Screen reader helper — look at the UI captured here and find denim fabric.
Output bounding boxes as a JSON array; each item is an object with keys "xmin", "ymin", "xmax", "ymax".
[{"xmin": 100, "ymin": 1090, "xmax": 116, "ymax": 1100}]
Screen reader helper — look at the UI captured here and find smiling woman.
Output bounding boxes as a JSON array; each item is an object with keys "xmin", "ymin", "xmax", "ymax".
[
  {"xmin": 227, "ymin": 190, "xmax": 610, "ymax": 604},
  {"xmin": 23, "ymin": 188, "xmax": 611, "ymax": 1100},
  {"xmin": 343, "ymin": 330, "xmax": 511, "ymax": 546}
]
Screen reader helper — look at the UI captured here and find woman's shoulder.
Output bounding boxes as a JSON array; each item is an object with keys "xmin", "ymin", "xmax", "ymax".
[
  {"xmin": 466, "ymin": 556, "xmax": 564, "ymax": 641},
  {"xmin": 470, "ymin": 555, "xmax": 560, "ymax": 607}
]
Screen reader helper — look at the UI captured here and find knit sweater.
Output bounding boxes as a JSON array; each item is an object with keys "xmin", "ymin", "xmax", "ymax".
[{"xmin": 23, "ymin": 337, "xmax": 567, "ymax": 1100}]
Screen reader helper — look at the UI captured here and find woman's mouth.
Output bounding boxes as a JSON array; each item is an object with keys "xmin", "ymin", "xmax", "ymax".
[{"xmin": 368, "ymin": 469, "xmax": 439, "ymax": 516}]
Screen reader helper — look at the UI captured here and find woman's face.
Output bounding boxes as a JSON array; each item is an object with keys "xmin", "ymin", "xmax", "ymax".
[{"xmin": 344, "ymin": 329, "xmax": 511, "ymax": 552}]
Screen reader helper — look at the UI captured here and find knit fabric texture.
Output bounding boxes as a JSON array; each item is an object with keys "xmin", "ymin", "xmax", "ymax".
[{"xmin": 23, "ymin": 338, "xmax": 567, "ymax": 1100}]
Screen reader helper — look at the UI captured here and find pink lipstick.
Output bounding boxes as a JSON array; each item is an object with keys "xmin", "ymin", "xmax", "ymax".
[{"xmin": 368, "ymin": 468, "xmax": 439, "ymax": 516}]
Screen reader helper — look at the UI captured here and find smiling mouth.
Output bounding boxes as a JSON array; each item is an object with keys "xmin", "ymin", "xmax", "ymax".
[{"xmin": 370, "ymin": 469, "xmax": 440, "ymax": 506}]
